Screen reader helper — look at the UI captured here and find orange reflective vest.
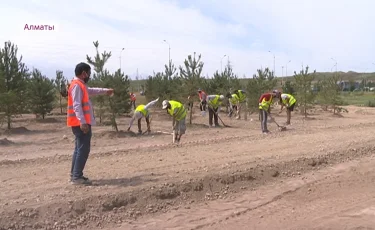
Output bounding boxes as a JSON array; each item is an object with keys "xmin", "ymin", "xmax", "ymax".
[{"xmin": 67, "ymin": 79, "xmax": 91, "ymax": 126}]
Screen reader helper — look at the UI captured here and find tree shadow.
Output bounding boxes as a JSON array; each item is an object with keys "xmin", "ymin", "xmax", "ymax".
[{"xmin": 91, "ymin": 174, "xmax": 160, "ymax": 187}]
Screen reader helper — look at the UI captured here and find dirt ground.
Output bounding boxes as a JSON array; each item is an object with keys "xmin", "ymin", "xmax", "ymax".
[{"xmin": 1, "ymin": 105, "xmax": 375, "ymax": 230}]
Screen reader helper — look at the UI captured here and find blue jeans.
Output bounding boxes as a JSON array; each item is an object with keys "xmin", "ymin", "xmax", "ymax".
[{"xmin": 71, "ymin": 125, "xmax": 92, "ymax": 180}]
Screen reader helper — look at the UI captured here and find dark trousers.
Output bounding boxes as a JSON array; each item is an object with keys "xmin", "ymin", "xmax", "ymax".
[
  {"xmin": 71, "ymin": 125, "xmax": 92, "ymax": 180},
  {"xmin": 208, "ymin": 107, "xmax": 219, "ymax": 126},
  {"xmin": 259, "ymin": 109, "xmax": 268, "ymax": 132},
  {"xmin": 200, "ymin": 100, "xmax": 207, "ymax": 111},
  {"xmin": 131, "ymin": 101, "xmax": 136, "ymax": 109}
]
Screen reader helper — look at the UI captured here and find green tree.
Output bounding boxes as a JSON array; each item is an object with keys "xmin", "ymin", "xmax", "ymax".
[
  {"xmin": 293, "ymin": 66, "xmax": 316, "ymax": 117},
  {"xmin": 179, "ymin": 52, "xmax": 204, "ymax": 124},
  {"xmin": 246, "ymin": 67, "xmax": 277, "ymax": 113},
  {"xmin": 0, "ymin": 41, "xmax": 29, "ymax": 129},
  {"xmin": 28, "ymin": 69, "xmax": 56, "ymax": 119},
  {"xmin": 54, "ymin": 70, "xmax": 67, "ymax": 114},
  {"xmin": 282, "ymin": 80, "xmax": 296, "ymax": 95},
  {"xmin": 145, "ymin": 67, "xmax": 183, "ymax": 103},
  {"xmin": 208, "ymin": 64, "xmax": 241, "ymax": 95},
  {"xmin": 317, "ymin": 74, "xmax": 343, "ymax": 113},
  {"xmin": 86, "ymin": 41, "xmax": 112, "ymax": 124},
  {"xmin": 105, "ymin": 69, "xmax": 131, "ymax": 131}
]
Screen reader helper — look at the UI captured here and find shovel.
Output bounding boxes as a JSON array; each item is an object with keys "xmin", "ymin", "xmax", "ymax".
[
  {"xmin": 269, "ymin": 114, "xmax": 287, "ymax": 131},
  {"xmin": 208, "ymin": 105, "xmax": 231, "ymax": 127}
]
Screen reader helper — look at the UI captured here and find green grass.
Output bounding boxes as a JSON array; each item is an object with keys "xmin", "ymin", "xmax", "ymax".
[{"xmin": 340, "ymin": 92, "xmax": 375, "ymax": 106}]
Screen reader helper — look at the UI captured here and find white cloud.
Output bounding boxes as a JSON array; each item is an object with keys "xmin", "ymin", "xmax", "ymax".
[{"xmin": 0, "ymin": 0, "xmax": 374, "ymax": 80}]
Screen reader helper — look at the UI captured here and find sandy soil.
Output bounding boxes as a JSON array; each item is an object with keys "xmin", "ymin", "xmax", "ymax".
[{"xmin": 1, "ymin": 105, "xmax": 375, "ymax": 230}]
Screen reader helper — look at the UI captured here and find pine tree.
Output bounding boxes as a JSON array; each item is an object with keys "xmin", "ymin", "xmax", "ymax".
[
  {"xmin": 246, "ymin": 67, "xmax": 277, "ymax": 113},
  {"xmin": 208, "ymin": 64, "xmax": 241, "ymax": 95},
  {"xmin": 54, "ymin": 70, "xmax": 67, "ymax": 114},
  {"xmin": 317, "ymin": 74, "xmax": 343, "ymax": 113},
  {"xmin": 86, "ymin": 41, "xmax": 112, "ymax": 124},
  {"xmin": 106, "ymin": 69, "xmax": 131, "ymax": 131},
  {"xmin": 0, "ymin": 41, "xmax": 29, "ymax": 129},
  {"xmin": 293, "ymin": 66, "xmax": 316, "ymax": 117},
  {"xmin": 179, "ymin": 52, "xmax": 204, "ymax": 124},
  {"xmin": 28, "ymin": 69, "xmax": 56, "ymax": 119}
]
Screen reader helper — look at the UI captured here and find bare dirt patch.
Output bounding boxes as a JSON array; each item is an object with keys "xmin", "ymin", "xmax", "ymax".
[
  {"xmin": 0, "ymin": 145, "xmax": 372, "ymax": 230},
  {"xmin": 1, "ymin": 106, "xmax": 375, "ymax": 230}
]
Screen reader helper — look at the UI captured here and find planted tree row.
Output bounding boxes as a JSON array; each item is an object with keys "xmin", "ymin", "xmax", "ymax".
[{"xmin": 0, "ymin": 40, "xmax": 346, "ymax": 131}]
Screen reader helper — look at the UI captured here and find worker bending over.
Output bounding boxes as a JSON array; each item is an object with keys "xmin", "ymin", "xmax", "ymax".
[
  {"xmin": 258, "ymin": 91, "xmax": 277, "ymax": 134},
  {"xmin": 197, "ymin": 88, "xmax": 207, "ymax": 111},
  {"xmin": 233, "ymin": 89, "xmax": 246, "ymax": 119},
  {"xmin": 226, "ymin": 93, "xmax": 240, "ymax": 118},
  {"xmin": 274, "ymin": 90, "xmax": 297, "ymax": 125},
  {"xmin": 207, "ymin": 94, "xmax": 225, "ymax": 127},
  {"xmin": 162, "ymin": 100, "xmax": 187, "ymax": 143},
  {"xmin": 127, "ymin": 98, "xmax": 159, "ymax": 134}
]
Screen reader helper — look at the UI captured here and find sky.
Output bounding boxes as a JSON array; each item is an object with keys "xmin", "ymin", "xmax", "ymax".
[{"xmin": 0, "ymin": 0, "xmax": 374, "ymax": 80}]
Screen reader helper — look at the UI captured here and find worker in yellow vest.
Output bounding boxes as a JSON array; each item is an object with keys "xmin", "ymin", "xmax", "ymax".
[
  {"xmin": 127, "ymin": 98, "xmax": 159, "ymax": 134},
  {"xmin": 207, "ymin": 94, "xmax": 225, "ymax": 127},
  {"xmin": 233, "ymin": 89, "xmax": 246, "ymax": 119},
  {"xmin": 226, "ymin": 93, "xmax": 240, "ymax": 118},
  {"xmin": 275, "ymin": 90, "xmax": 297, "ymax": 125},
  {"xmin": 258, "ymin": 91, "xmax": 277, "ymax": 134},
  {"xmin": 162, "ymin": 99, "xmax": 187, "ymax": 143}
]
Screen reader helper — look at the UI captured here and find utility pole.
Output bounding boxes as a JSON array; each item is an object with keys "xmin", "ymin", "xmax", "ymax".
[
  {"xmin": 119, "ymin": 48, "xmax": 124, "ymax": 71},
  {"xmin": 163, "ymin": 40, "xmax": 171, "ymax": 64},
  {"xmin": 268, "ymin": 51, "xmax": 275, "ymax": 76},
  {"xmin": 285, "ymin": 60, "xmax": 291, "ymax": 78},
  {"xmin": 221, "ymin": 54, "xmax": 227, "ymax": 72},
  {"xmin": 331, "ymin": 58, "xmax": 337, "ymax": 73}
]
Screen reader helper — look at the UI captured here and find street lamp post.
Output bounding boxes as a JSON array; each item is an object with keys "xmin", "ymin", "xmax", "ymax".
[
  {"xmin": 285, "ymin": 60, "xmax": 291, "ymax": 77},
  {"xmin": 221, "ymin": 54, "xmax": 227, "ymax": 72},
  {"xmin": 119, "ymin": 48, "xmax": 125, "ymax": 71},
  {"xmin": 163, "ymin": 40, "xmax": 171, "ymax": 64},
  {"xmin": 268, "ymin": 51, "xmax": 276, "ymax": 75},
  {"xmin": 331, "ymin": 58, "xmax": 337, "ymax": 73}
]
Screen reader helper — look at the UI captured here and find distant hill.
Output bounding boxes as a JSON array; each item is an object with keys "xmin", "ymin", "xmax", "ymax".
[{"xmin": 129, "ymin": 71, "xmax": 375, "ymax": 91}]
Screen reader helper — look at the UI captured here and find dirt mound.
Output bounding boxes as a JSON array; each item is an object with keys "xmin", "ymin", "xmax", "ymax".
[
  {"xmin": 0, "ymin": 138, "xmax": 14, "ymax": 146},
  {"xmin": 302, "ymin": 116, "xmax": 316, "ymax": 120},
  {"xmin": 96, "ymin": 130, "xmax": 138, "ymax": 138},
  {"xmin": 35, "ymin": 118, "xmax": 60, "ymax": 123},
  {"xmin": 187, "ymin": 123, "xmax": 209, "ymax": 129},
  {"xmin": 3, "ymin": 127, "xmax": 31, "ymax": 135},
  {"xmin": 355, "ymin": 109, "xmax": 374, "ymax": 115},
  {"xmin": 331, "ymin": 113, "xmax": 344, "ymax": 118}
]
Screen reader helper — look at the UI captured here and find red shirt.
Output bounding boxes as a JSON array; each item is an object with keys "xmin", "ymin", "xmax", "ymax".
[
  {"xmin": 198, "ymin": 91, "xmax": 207, "ymax": 101},
  {"xmin": 259, "ymin": 93, "xmax": 273, "ymax": 103}
]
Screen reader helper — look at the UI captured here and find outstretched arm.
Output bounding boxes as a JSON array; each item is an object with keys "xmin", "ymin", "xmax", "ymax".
[
  {"xmin": 88, "ymin": 87, "xmax": 113, "ymax": 96},
  {"xmin": 144, "ymin": 98, "xmax": 159, "ymax": 110}
]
